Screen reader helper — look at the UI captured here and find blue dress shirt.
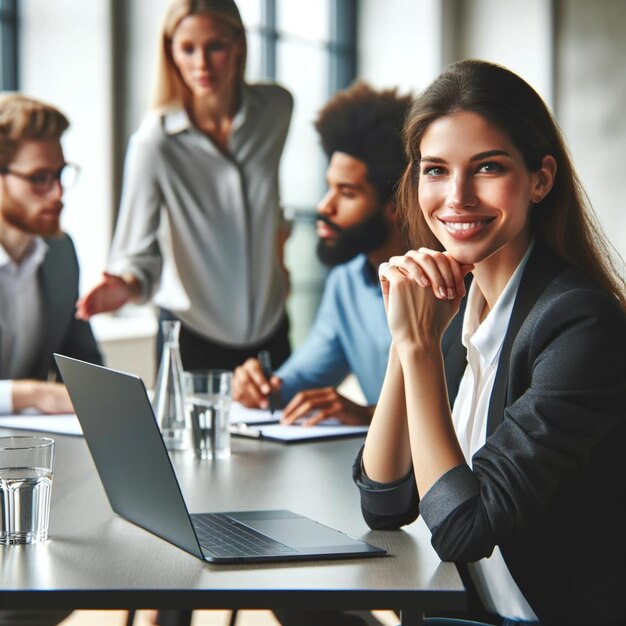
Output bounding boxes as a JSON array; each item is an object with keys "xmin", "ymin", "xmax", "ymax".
[{"xmin": 277, "ymin": 254, "xmax": 391, "ymax": 405}]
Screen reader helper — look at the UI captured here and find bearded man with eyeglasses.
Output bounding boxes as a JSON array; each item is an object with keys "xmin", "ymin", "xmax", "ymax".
[{"xmin": 0, "ymin": 94, "xmax": 102, "ymax": 437}]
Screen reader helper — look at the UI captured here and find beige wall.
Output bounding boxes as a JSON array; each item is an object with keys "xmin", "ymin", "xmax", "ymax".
[{"xmin": 556, "ymin": 0, "xmax": 626, "ymax": 259}]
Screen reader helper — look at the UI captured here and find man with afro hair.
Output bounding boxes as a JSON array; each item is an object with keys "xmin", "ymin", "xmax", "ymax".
[{"xmin": 234, "ymin": 82, "xmax": 411, "ymax": 428}]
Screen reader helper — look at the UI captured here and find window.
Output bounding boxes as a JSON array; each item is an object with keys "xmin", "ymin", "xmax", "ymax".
[
  {"xmin": 0, "ymin": 0, "xmax": 18, "ymax": 90},
  {"xmin": 239, "ymin": 0, "xmax": 357, "ymax": 344},
  {"xmin": 240, "ymin": 0, "xmax": 356, "ymax": 210}
]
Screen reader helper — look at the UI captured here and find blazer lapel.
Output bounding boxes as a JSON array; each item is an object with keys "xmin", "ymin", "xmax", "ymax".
[
  {"xmin": 0, "ymin": 323, "xmax": 7, "ymax": 379},
  {"xmin": 442, "ymin": 279, "xmax": 471, "ymax": 406},
  {"xmin": 36, "ymin": 253, "xmax": 56, "ymax": 380},
  {"xmin": 486, "ymin": 242, "xmax": 565, "ymax": 435},
  {"xmin": 443, "ymin": 309, "xmax": 467, "ymax": 406}
]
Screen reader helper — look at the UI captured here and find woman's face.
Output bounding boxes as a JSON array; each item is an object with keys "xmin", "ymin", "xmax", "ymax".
[
  {"xmin": 417, "ymin": 110, "xmax": 546, "ymax": 273},
  {"xmin": 170, "ymin": 14, "xmax": 242, "ymax": 100}
]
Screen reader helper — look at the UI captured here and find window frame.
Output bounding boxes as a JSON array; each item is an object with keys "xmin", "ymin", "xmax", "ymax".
[
  {"xmin": 0, "ymin": 0, "xmax": 19, "ymax": 90},
  {"xmin": 255, "ymin": 0, "xmax": 356, "ymax": 92}
]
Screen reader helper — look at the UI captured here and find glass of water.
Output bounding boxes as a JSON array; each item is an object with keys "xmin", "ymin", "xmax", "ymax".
[
  {"xmin": 0, "ymin": 436, "xmax": 55, "ymax": 545},
  {"xmin": 183, "ymin": 370, "xmax": 232, "ymax": 460}
]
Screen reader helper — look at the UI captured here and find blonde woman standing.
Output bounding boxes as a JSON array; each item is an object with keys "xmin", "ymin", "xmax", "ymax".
[{"xmin": 77, "ymin": 0, "xmax": 293, "ymax": 371}]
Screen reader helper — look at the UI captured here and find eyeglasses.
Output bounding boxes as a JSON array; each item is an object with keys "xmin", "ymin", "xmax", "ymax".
[{"xmin": 0, "ymin": 162, "xmax": 80, "ymax": 195}]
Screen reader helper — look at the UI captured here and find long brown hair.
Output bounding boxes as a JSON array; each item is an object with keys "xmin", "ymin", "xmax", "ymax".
[
  {"xmin": 398, "ymin": 59, "xmax": 626, "ymax": 309},
  {"xmin": 151, "ymin": 0, "xmax": 247, "ymax": 111}
]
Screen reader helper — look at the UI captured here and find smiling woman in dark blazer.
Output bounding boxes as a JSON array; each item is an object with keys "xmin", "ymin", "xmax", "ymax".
[{"xmin": 354, "ymin": 59, "xmax": 626, "ymax": 626}]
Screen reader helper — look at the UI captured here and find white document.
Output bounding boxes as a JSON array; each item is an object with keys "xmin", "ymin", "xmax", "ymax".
[
  {"xmin": 0, "ymin": 405, "xmax": 368, "ymax": 442},
  {"xmin": 228, "ymin": 403, "xmax": 368, "ymax": 442},
  {"xmin": 229, "ymin": 402, "xmax": 281, "ymax": 425},
  {"xmin": 0, "ymin": 403, "xmax": 277, "ymax": 438},
  {"xmin": 247, "ymin": 422, "xmax": 368, "ymax": 442},
  {"xmin": 0, "ymin": 413, "xmax": 82, "ymax": 436}
]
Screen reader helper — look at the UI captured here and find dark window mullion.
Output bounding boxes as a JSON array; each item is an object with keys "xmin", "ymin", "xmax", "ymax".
[
  {"xmin": 329, "ymin": 0, "xmax": 357, "ymax": 94},
  {"xmin": 0, "ymin": 0, "xmax": 19, "ymax": 90},
  {"xmin": 260, "ymin": 0, "xmax": 277, "ymax": 80}
]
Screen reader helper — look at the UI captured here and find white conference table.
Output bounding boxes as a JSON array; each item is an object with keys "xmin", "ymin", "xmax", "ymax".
[{"xmin": 0, "ymin": 427, "xmax": 466, "ymax": 625}]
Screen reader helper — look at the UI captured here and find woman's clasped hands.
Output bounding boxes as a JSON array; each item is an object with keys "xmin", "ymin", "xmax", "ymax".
[{"xmin": 378, "ymin": 248, "xmax": 473, "ymax": 349}]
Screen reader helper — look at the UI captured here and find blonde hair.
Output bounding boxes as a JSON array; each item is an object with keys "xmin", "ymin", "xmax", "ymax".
[
  {"xmin": 151, "ymin": 0, "xmax": 247, "ymax": 111},
  {"xmin": 0, "ymin": 93, "xmax": 69, "ymax": 168}
]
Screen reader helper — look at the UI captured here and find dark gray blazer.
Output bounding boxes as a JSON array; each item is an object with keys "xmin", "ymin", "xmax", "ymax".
[
  {"xmin": 355, "ymin": 242, "xmax": 626, "ymax": 626},
  {"xmin": 0, "ymin": 234, "xmax": 102, "ymax": 381}
]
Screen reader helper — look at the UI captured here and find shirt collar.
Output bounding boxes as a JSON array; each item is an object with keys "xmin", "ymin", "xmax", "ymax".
[
  {"xmin": 162, "ymin": 84, "xmax": 253, "ymax": 136},
  {"xmin": 354, "ymin": 254, "xmax": 379, "ymax": 286},
  {"xmin": 462, "ymin": 240, "xmax": 535, "ymax": 366},
  {"xmin": 0, "ymin": 244, "xmax": 10, "ymax": 267},
  {"xmin": 162, "ymin": 108, "xmax": 191, "ymax": 135},
  {"xmin": 0, "ymin": 237, "xmax": 48, "ymax": 275}
]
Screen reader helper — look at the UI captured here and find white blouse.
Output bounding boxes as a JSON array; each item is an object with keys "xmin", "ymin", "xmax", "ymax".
[
  {"xmin": 452, "ymin": 242, "xmax": 539, "ymax": 622},
  {"xmin": 109, "ymin": 83, "xmax": 293, "ymax": 346}
]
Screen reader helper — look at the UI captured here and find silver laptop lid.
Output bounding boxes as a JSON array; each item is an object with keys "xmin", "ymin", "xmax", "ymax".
[{"xmin": 55, "ymin": 354, "xmax": 204, "ymax": 558}]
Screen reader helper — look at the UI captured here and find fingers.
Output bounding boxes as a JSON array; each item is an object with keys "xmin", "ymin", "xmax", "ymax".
[
  {"xmin": 280, "ymin": 388, "xmax": 365, "ymax": 426},
  {"xmin": 76, "ymin": 273, "xmax": 110, "ymax": 319},
  {"xmin": 74, "ymin": 287, "xmax": 103, "ymax": 319},
  {"xmin": 275, "ymin": 387, "xmax": 371, "ymax": 427},
  {"xmin": 383, "ymin": 249, "xmax": 474, "ymax": 300},
  {"xmin": 74, "ymin": 297, "xmax": 90, "ymax": 320},
  {"xmin": 75, "ymin": 272, "xmax": 128, "ymax": 319},
  {"xmin": 377, "ymin": 262, "xmax": 392, "ymax": 312},
  {"xmin": 417, "ymin": 249, "xmax": 460, "ymax": 299},
  {"xmin": 39, "ymin": 383, "xmax": 73, "ymax": 414},
  {"xmin": 441, "ymin": 250, "xmax": 474, "ymax": 297},
  {"xmin": 386, "ymin": 255, "xmax": 430, "ymax": 288},
  {"xmin": 232, "ymin": 358, "xmax": 274, "ymax": 409},
  {"xmin": 281, "ymin": 387, "xmax": 337, "ymax": 425},
  {"xmin": 302, "ymin": 407, "xmax": 335, "ymax": 428},
  {"xmin": 51, "ymin": 386, "xmax": 74, "ymax": 414},
  {"xmin": 269, "ymin": 375, "xmax": 282, "ymax": 394}
]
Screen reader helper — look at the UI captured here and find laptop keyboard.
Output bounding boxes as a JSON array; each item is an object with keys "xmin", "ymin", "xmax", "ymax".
[{"xmin": 192, "ymin": 513, "xmax": 298, "ymax": 558}]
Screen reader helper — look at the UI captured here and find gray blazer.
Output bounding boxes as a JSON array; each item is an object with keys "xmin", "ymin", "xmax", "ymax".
[
  {"xmin": 0, "ymin": 234, "xmax": 102, "ymax": 380},
  {"xmin": 355, "ymin": 242, "xmax": 626, "ymax": 626}
]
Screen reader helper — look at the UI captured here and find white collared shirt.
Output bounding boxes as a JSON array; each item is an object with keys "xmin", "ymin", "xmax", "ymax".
[
  {"xmin": 451, "ymin": 242, "xmax": 538, "ymax": 621},
  {"xmin": 0, "ymin": 238, "xmax": 47, "ymax": 413},
  {"xmin": 108, "ymin": 83, "xmax": 293, "ymax": 346}
]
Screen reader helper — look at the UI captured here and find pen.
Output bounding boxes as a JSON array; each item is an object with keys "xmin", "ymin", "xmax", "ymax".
[{"xmin": 257, "ymin": 350, "xmax": 275, "ymax": 415}]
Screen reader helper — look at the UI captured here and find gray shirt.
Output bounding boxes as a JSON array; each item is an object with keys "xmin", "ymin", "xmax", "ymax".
[
  {"xmin": 109, "ymin": 83, "xmax": 293, "ymax": 346},
  {"xmin": 0, "ymin": 238, "xmax": 46, "ymax": 412}
]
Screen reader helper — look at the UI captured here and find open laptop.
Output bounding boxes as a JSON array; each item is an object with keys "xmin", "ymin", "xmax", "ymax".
[{"xmin": 55, "ymin": 354, "xmax": 386, "ymax": 564}]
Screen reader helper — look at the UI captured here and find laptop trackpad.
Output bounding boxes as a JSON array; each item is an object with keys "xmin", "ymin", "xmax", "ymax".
[{"xmin": 244, "ymin": 518, "xmax": 354, "ymax": 548}]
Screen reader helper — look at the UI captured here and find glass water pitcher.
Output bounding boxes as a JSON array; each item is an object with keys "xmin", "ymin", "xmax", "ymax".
[{"xmin": 153, "ymin": 320, "xmax": 187, "ymax": 451}]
